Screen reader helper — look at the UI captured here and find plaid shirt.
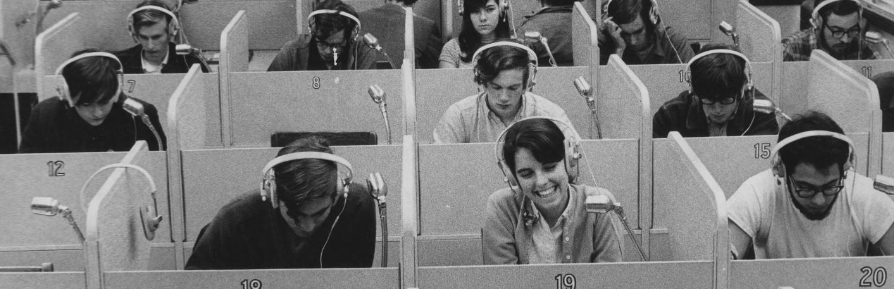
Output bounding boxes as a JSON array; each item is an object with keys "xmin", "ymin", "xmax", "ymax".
[{"xmin": 782, "ymin": 29, "xmax": 879, "ymax": 61}]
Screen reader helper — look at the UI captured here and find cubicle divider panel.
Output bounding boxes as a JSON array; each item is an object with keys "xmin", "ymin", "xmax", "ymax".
[
  {"xmin": 103, "ymin": 268, "xmax": 399, "ymax": 288},
  {"xmin": 166, "ymin": 70, "xmax": 222, "ymax": 149},
  {"xmin": 418, "ymin": 261, "xmax": 714, "ymax": 288},
  {"xmin": 415, "ymin": 67, "xmax": 594, "ymax": 143},
  {"xmin": 735, "ymin": 0, "xmax": 782, "ymax": 63},
  {"xmin": 228, "ymin": 70, "xmax": 404, "ymax": 147},
  {"xmin": 34, "ymin": 13, "xmax": 82, "ymax": 99},
  {"xmin": 599, "ymin": 55, "xmax": 650, "ymax": 140},
  {"xmin": 571, "ymin": 2, "xmax": 599, "ymax": 68},
  {"xmin": 730, "ymin": 257, "xmax": 894, "ymax": 289},
  {"xmin": 840, "ymin": 59, "xmax": 894, "ymax": 80},
  {"xmin": 219, "ymin": 11, "xmax": 249, "ymax": 147},
  {"xmin": 0, "ymin": 272, "xmax": 86, "ymax": 289},
  {"xmin": 885, "ymin": 132, "xmax": 894, "ymax": 177},
  {"xmin": 1, "ymin": 0, "xmax": 38, "ymax": 73}
]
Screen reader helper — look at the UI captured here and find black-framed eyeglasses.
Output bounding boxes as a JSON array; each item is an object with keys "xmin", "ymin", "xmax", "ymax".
[
  {"xmin": 823, "ymin": 23, "xmax": 861, "ymax": 39},
  {"xmin": 789, "ymin": 176, "xmax": 844, "ymax": 198},
  {"xmin": 699, "ymin": 96, "xmax": 737, "ymax": 105},
  {"xmin": 314, "ymin": 37, "xmax": 347, "ymax": 51}
]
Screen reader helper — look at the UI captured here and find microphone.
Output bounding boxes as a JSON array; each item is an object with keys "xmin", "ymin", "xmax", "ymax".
[
  {"xmin": 368, "ymin": 85, "xmax": 392, "ymax": 144},
  {"xmin": 573, "ymin": 77, "xmax": 602, "ymax": 139},
  {"xmin": 523, "ymin": 31, "xmax": 557, "ymax": 67},
  {"xmin": 719, "ymin": 21, "xmax": 740, "ymax": 49},
  {"xmin": 31, "ymin": 197, "xmax": 85, "ymax": 243},
  {"xmin": 585, "ymin": 194, "xmax": 647, "ymax": 260},
  {"xmin": 366, "ymin": 173, "xmax": 388, "ymax": 267},
  {"xmin": 752, "ymin": 99, "xmax": 792, "ymax": 122},
  {"xmin": 874, "ymin": 175, "xmax": 894, "ymax": 195},
  {"xmin": 362, "ymin": 33, "xmax": 386, "ymax": 55},
  {"xmin": 123, "ymin": 98, "xmax": 164, "ymax": 151},
  {"xmin": 175, "ymin": 44, "xmax": 200, "ymax": 56},
  {"xmin": 865, "ymin": 31, "xmax": 894, "ymax": 58}
]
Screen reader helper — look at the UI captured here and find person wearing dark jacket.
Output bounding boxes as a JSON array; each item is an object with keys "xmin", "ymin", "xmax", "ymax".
[
  {"xmin": 19, "ymin": 50, "xmax": 166, "ymax": 153},
  {"xmin": 114, "ymin": 0, "xmax": 209, "ymax": 74},
  {"xmin": 517, "ymin": 0, "xmax": 574, "ymax": 66},
  {"xmin": 359, "ymin": 0, "xmax": 441, "ymax": 69},
  {"xmin": 186, "ymin": 136, "xmax": 375, "ymax": 269},
  {"xmin": 653, "ymin": 45, "xmax": 779, "ymax": 138}
]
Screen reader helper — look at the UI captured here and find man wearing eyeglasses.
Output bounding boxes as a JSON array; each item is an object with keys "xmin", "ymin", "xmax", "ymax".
[
  {"xmin": 782, "ymin": 0, "xmax": 880, "ymax": 61},
  {"xmin": 267, "ymin": 0, "xmax": 381, "ymax": 71},
  {"xmin": 652, "ymin": 45, "xmax": 778, "ymax": 138},
  {"xmin": 727, "ymin": 111, "xmax": 894, "ymax": 259}
]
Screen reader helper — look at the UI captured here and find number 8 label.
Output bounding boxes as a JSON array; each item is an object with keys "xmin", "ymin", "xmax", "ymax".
[{"xmin": 312, "ymin": 76, "xmax": 321, "ymax": 89}]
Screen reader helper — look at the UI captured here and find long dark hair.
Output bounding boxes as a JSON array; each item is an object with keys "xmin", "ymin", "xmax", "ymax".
[{"xmin": 458, "ymin": 0, "xmax": 511, "ymax": 63}]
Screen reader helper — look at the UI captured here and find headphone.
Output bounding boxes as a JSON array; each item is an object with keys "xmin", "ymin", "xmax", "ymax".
[
  {"xmin": 685, "ymin": 49, "xmax": 754, "ymax": 100},
  {"xmin": 494, "ymin": 116, "xmax": 583, "ymax": 192},
  {"xmin": 259, "ymin": 151, "xmax": 354, "ymax": 210},
  {"xmin": 126, "ymin": 5, "xmax": 181, "ymax": 39},
  {"xmin": 308, "ymin": 9, "xmax": 362, "ymax": 42},
  {"xmin": 54, "ymin": 52, "xmax": 125, "ymax": 108},
  {"xmin": 472, "ymin": 41, "xmax": 539, "ymax": 91},
  {"xmin": 603, "ymin": 0, "xmax": 660, "ymax": 25},
  {"xmin": 810, "ymin": 0, "xmax": 865, "ymax": 59},
  {"xmin": 770, "ymin": 130, "xmax": 855, "ymax": 179}
]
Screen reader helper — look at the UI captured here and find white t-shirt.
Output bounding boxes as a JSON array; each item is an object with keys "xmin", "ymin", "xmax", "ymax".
[{"xmin": 728, "ymin": 169, "xmax": 894, "ymax": 259}]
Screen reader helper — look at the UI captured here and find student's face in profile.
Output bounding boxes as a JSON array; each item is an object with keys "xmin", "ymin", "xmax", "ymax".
[
  {"xmin": 135, "ymin": 21, "xmax": 171, "ymax": 60},
  {"xmin": 821, "ymin": 13, "xmax": 860, "ymax": 54},
  {"xmin": 279, "ymin": 192, "xmax": 336, "ymax": 238},
  {"xmin": 513, "ymin": 148, "xmax": 570, "ymax": 215},
  {"xmin": 484, "ymin": 68, "xmax": 526, "ymax": 121},
  {"xmin": 471, "ymin": 0, "xmax": 500, "ymax": 38},
  {"xmin": 619, "ymin": 15, "xmax": 650, "ymax": 52},
  {"xmin": 315, "ymin": 29, "xmax": 348, "ymax": 64},
  {"xmin": 72, "ymin": 95, "xmax": 115, "ymax": 126},
  {"xmin": 788, "ymin": 163, "xmax": 842, "ymax": 220}
]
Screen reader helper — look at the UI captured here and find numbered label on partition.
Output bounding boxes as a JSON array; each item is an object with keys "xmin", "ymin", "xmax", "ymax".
[
  {"xmin": 861, "ymin": 66, "xmax": 873, "ymax": 78},
  {"xmin": 312, "ymin": 76, "xmax": 321, "ymax": 89},
  {"xmin": 240, "ymin": 279, "xmax": 262, "ymax": 289},
  {"xmin": 127, "ymin": 80, "xmax": 137, "ymax": 93},
  {"xmin": 753, "ymin": 143, "xmax": 771, "ymax": 159},
  {"xmin": 678, "ymin": 69, "xmax": 688, "ymax": 83},
  {"xmin": 46, "ymin": 161, "xmax": 65, "ymax": 177},
  {"xmin": 555, "ymin": 273, "xmax": 576, "ymax": 289},
  {"xmin": 859, "ymin": 266, "xmax": 887, "ymax": 287}
]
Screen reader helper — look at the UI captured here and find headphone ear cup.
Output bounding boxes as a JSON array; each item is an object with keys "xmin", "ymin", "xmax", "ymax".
[
  {"xmin": 57, "ymin": 78, "xmax": 72, "ymax": 108},
  {"xmin": 564, "ymin": 140, "xmax": 581, "ymax": 184},
  {"xmin": 649, "ymin": 5, "xmax": 659, "ymax": 25}
]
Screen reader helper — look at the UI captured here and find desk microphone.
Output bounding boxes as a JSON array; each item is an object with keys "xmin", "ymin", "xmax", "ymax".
[
  {"xmin": 752, "ymin": 99, "xmax": 791, "ymax": 122},
  {"xmin": 31, "ymin": 197, "xmax": 85, "ymax": 243},
  {"xmin": 585, "ymin": 194, "xmax": 647, "ymax": 260},
  {"xmin": 123, "ymin": 98, "xmax": 164, "ymax": 150},
  {"xmin": 368, "ymin": 85, "xmax": 392, "ymax": 144},
  {"xmin": 573, "ymin": 76, "xmax": 602, "ymax": 139},
  {"xmin": 362, "ymin": 33, "xmax": 386, "ymax": 55},
  {"xmin": 0, "ymin": 40, "xmax": 17, "ymax": 67},
  {"xmin": 175, "ymin": 44, "xmax": 212, "ymax": 72},
  {"xmin": 719, "ymin": 21, "xmax": 740, "ymax": 49},
  {"xmin": 866, "ymin": 32, "xmax": 894, "ymax": 59},
  {"xmin": 366, "ymin": 172, "xmax": 388, "ymax": 267},
  {"xmin": 524, "ymin": 31, "xmax": 557, "ymax": 67}
]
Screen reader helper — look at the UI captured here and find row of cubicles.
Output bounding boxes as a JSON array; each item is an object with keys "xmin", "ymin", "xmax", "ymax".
[{"xmin": 2, "ymin": 1, "xmax": 894, "ymax": 288}]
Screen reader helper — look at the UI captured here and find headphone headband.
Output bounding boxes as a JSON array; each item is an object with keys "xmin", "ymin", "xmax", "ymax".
[
  {"xmin": 262, "ymin": 151, "xmax": 354, "ymax": 178},
  {"xmin": 127, "ymin": 6, "xmax": 178, "ymax": 24},
  {"xmin": 494, "ymin": 116, "xmax": 582, "ymax": 169},
  {"xmin": 770, "ymin": 130, "xmax": 854, "ymax": 161},
  {"xmin": 55, "ymin": 52, "xmax": 124, "ymax": 107},
  {"xmin": 686, "ymin": 49, "xmax": 750, "ymax": 68},
  {"xmin": 813, "ymin": 0, "xmax": 863, "ymax": 20},
  {"xmin": 55, "ymin": 52, "xmax": 123, "ymax": 76},
  {"xmin": 307, "ymin": 9, "xmax": 362, "ymax": 31},
  {"xmin": 472, "ymin": 41, "xmax": 539, "ymax": 67}
]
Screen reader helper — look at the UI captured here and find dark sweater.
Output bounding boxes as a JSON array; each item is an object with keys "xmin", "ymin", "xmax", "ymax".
[
  {"xmin": 19, "ymin": 96, "xmax": 166, "ymax": 153},
  {"xmin": 114, "ymin": 42, "xmax": 209, "ymax": 74},
  {"xmin": 185, "ymin": 184, "xmax": 376, "ymax": 270},
  {"xmin": 653, "ymin": 89, "xmax": 779, "ymax": 138}
]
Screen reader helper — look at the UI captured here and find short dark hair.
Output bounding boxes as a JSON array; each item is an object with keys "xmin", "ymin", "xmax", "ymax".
[
  {"xmin": 502, "ymin": 118, "xmax": 566, "ymax": 174},
  {"xmin": 542, "ymin": 0, "xmax": 577, "ymax": 6},
  {"xmin": 132, "ymin": 0, "xmax": 174, "ymax": 34},
  {"xmin": 312, "ymin": 0, "xmax": 359, "ymax": 40},
  {"xmin": 474, "ymin": 43, "xmax": 532, "ymax": 87},
  {"xmin": 458, "ymin": 0, "xmax": 512, "ymax": 63},
  {"xmin": 606, "ymin": 0, "xmax": 652, "ymax": 26},
  {"xmin": 871, "ymin": 71, "xmax": 894, "ymax": 110},
  {"xmin": 63, "ymin": 49, "xmax": 121, "ymax": 105},
  {"xmin": 394, "ymin": 0, "xmax": 418, "ymax": 5},
  {"xmin": 690, "ymin": 44, "xmax": 748, "ymax": 101},
  {"xmin": 777, "ymin": 111, "xmax": 850, "ymax": 176},
  {"xmin": 274, "ymin": 136, "xmax": 339, "ymax": 205},
  {"xmin": 816, "ymin": 0, "xmax": 860, "ymax": 22}
]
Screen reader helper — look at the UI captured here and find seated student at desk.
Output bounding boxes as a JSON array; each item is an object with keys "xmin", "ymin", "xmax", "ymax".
[
  {"xmin": 439, "ymin": 0, "xmax": 512, "ymax": 69},
  {"xmin": 433, "ymin": 42, "xmax": 572, "ymax": 143},
  {"xmin": 599, "ymin": 0, "xmax": 694, "ymax": 65},
  {"xmin": 20, "ymin": 50, "xmax": 166, "ymax": 153},
  {"xmin": 114, "ymin": 0, "xmax": 210, "ymax": 74},
  {"xmin": 783, "ymin": 0, "xmax": 879, "ymax": 61},
  {"xmin": 186, "ymin": 136, "xmax": 375, "ymax": 269},
  {"xmin": 268, "ymin": 0, "xmax": 384, "ymax": 71},
  {"xmin": 483, "ymin": 117, "xmax": 622, "ymax": 264},
  {"xmin": 517, "ymin": 0, "xmax": 575, "ymax": 66},
  {"xmin": 728, "ymin": 111, "xmax": 894, "ymax": 259},
  {"xmin": 653, "ymin": 45, "xmax": 779, "ymax": 138}
]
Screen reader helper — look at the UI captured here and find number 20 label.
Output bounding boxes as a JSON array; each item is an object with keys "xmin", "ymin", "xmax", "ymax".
[{"xmin": 860, "ymin": 266, "xmax": 887, "ymax": 287}]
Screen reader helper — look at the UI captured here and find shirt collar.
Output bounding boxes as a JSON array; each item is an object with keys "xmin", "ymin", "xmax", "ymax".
[
  {"xmin": 684, "ymin": 91, "xmax": 756, "ymax": 133},
  {"xmin": 478, "ymin": 91, "xmax": 531, "ymax": 124},
  {"xmin": 141, "ymin": 46, "xmax": 170, "ymax": 72}
]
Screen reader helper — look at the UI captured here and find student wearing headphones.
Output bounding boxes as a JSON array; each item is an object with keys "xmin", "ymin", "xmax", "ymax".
[
  {"xmin": 186, "ymin": 136, "xmax": 375, "ymax": 269},
  {"xmin": 727, "ymin": 111, "xmax": 894, "ymax": 259},
  {"xmin": 433, "ymin": 42, "xmax": 572, "ymax": 143},
  {"xmin": 114, "ymin": 0, "xmax": 209, "ymax": 74},
  {"xmin": 268, "ymin": 0, "xmax": 382, "ymax": 71},
  {"xmin": 482, "ymin": 117, "xmax": 622, "ymax": 264},
  {"xmin": 600, "ymin": 0, "xmax": 694, "ymax": 65},
  {"xmin": 19, "ymin": 49, "xmax": 166, "ymax": 153},
  {"xmin": 439, "ymin": 0, "xmax": 513, "ymax": 69},
  {"xmin": 652, "ymin": 44, "xmax": 779, "ymax": 138},
  {"xmin": 783, "ymin": 0, "xmax": 879, "ymax": 61}
]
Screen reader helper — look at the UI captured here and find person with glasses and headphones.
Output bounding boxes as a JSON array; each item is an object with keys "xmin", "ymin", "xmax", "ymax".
[
  {"xmin": 482, "ymin": 117, "xmax": 622, "ymax": 264},
  {"xmin": 268, "ymin": 0, "xmax": 382, "ymax": 71},
  {"xmin": 433, "ymin": 42, "xmax": 572, "ymax": 143},
  {"xmin": 727, "ymin": 111, "xmax": 894, "ymax": 259},
  {"xmin": 783, "ymin": 0, "xmax": 880, "ymax": 61},
  {"xmin": 19, "ymin": 49, "xmax": 166, "ymax": 153},
  {"xmin": 600, "ymin": 0, "xmax": 694, "ymax": 65},
  {"xmin": 114, "ymin": 0, "xmax": 209, "ymax": 74},
  {"xmin": 653, "ymin": 44, "xmax": 779, "ymax": 138},
  {"xmin": 186, "ymin": 136, "xmax": 375, "ymax": 269}
]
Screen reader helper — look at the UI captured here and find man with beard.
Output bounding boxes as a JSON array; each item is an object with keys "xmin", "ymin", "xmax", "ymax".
[
  {"xmin": 782, "ymin": 0, "xmax": 879, "ymax": 61},
  {"xmin": 727, "ymin": 111, "xmax": 894, "ymax": 259}
]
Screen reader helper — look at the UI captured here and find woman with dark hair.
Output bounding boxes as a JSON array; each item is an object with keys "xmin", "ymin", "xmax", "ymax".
[{"xmin": 439, "ymin": 0, "xmax": 512, "ymax": 68}]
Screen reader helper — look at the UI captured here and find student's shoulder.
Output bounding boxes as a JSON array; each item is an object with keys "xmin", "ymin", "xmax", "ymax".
[
  {"xmin": 33, "ymin": 97, "xmax": 66, "ymax": 115},
  {"xmin": 212, "ymin": 191, "xmax": 273, "ymax": 224},
  {"xmin": 487, "ymin": 187, "xmax": 522, "ymax": 210},
  {"xmin": 280, "ymin": 34, "xmax": 313, "ymax": 51}
]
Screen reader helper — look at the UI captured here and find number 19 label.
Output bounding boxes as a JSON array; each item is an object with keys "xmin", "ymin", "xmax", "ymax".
[{"xmin": 555, "ymin": 273, "xmax": 576, "ymax": 289}]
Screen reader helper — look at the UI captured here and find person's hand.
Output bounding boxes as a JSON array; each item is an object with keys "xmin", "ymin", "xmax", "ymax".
[{"xmin": 603, "ymin": 17, "xmax": 626, "ymax": 56}]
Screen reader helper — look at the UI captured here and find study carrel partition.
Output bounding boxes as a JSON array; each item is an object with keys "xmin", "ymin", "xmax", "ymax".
[
  {"xmin": 886, "ymin": 132, "xmax": 894, "ymax": 177},
  {"xmin": 730, "ymin": 256, "xmax": 894, "ymax": 289},
  {"xmin": 735, "ymin": 0, "xmax": 782, "ymax": 104},
  {"xmin": 780, "ymin": 59, "xmax": 894, "ymax": 119},
  {"xmin": 218, "ymin": 10, "xmax": 249, "ymax": 147}
]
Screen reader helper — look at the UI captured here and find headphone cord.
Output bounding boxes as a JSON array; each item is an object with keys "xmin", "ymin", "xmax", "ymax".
[
  {"xmin": 662, "ymin": 26, "xmax": 683, "ymax": 64},
  {"xmin": 319, "ymin": 193, "xmax": 348, "ymax": 268}
]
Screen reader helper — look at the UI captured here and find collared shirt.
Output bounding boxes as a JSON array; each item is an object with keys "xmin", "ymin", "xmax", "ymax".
[
  {"xmin": 599, "ymin": 24, "xmax": 694, "ymax": 65},
  {"xmin": 433, "ymin": 91, "xmax": 573, "ymax": 143},
  {"xmin": 527, "ymin": 187, "xmax": 576, "ymax": 263},
  {"xmin": 141, "ymin": 47, "xmax": 170, "ymax": 74},
  {"xmin": 653, "ymin": 89, "xmax": 779, "ymax": 138},
  {"xmin": 782, "ymin": 29, "xmax": 880, "ymax": 61}
]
